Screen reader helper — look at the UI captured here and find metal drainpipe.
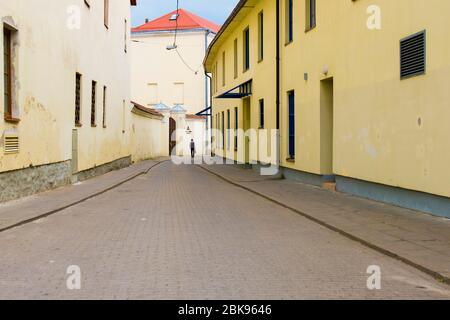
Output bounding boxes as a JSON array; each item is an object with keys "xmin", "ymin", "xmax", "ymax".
[
  {"xmin": 205, "ymin": 72, "xmax": 213, "ymax": 156},
  {"xmin": 276, "ymin": 0, "xmax": 281, "ymax": 166},
  {"xmin": 205, "ymin": 30, "xmax": 213, "ymax": 156}
]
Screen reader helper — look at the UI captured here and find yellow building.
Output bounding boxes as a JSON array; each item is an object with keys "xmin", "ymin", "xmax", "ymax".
[
  {"xmin": 0, "ymin": 0, "xmax": 139, "ymax": 202},
  {"xmin": 204, "ymin": 0, "xmax": 450, "ymax": 218}
]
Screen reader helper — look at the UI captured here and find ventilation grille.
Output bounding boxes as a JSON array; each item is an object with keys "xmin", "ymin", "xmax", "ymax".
[
  {"xmin": 400, "ymin": 31, "xmax": 426, "ymax": 79},
  {"xmin": 4, "ymin": 134, "xmax": 19, "ymax": 154}
]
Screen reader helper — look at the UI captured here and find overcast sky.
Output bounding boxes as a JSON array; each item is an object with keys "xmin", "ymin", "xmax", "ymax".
[{"xmin": 131, "ymin": 0, "xmax": 240, "ymax": 27}]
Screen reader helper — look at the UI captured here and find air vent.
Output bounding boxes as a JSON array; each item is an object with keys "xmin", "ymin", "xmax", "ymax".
[
  {"xmin": 4, "ymin": 133, "xmax": 19, "ymax": 154},
  {"xmin": 400, "ymin": 31, "xmax": 426, "ymax": 79}
]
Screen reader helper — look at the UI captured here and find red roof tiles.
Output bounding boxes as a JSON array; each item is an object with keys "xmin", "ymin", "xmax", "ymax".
[{"xmin": 132, "ymin": 9, "xmax": 221, "ymax": 34}]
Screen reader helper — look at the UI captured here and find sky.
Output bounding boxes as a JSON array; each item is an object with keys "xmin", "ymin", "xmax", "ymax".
[{"xmin": 131, "ymin": 0, "xmax": 240, "ymax": 27}]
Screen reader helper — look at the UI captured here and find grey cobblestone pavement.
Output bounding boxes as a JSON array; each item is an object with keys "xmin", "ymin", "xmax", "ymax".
[{"xmin": 0, "ymin": 162, "xmax": 449, "ymax": 299}]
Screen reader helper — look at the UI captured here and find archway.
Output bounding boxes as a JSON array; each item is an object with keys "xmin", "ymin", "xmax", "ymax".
[{"xmin": 169, "ymin": 117, "xmax": 177, "ymax": 155}]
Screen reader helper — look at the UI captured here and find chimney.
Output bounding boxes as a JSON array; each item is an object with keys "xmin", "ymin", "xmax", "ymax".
[{"xmin": 145, "ymin": 18, "xmax": 149, "ymax": 23}]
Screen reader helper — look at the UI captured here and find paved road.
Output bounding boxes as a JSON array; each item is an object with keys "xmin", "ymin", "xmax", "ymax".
[{"xmin": 0, "ymin": 162, "xmax": 449, "ymax": 299}]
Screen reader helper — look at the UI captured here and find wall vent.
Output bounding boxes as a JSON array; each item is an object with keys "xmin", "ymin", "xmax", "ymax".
[
  {"xmin": 4, "ymin": 133, "xmax": 19, "ymax": 154},
  {"xmin": 400, "ymin": 31, "xmax": 426, "ymax": 79}
]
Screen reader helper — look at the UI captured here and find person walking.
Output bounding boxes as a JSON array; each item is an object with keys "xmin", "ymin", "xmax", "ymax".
[{"xmin": 190, "ymin": 139, "xmax": 196, "ymax": 159}]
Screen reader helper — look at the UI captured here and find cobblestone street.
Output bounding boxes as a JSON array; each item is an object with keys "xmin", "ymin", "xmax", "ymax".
[{"xmin": 0, "ymin": 162, "xmax": 449, "ymax": 299}]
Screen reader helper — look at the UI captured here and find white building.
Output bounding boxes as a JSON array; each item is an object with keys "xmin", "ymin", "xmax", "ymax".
[
  {"xmin": 130, "ymin": 9, "xmax": 220, "ymax": 156},
  {"xmin": 0, "ymin": 0, "xmax": 139, "ymax": 202}
]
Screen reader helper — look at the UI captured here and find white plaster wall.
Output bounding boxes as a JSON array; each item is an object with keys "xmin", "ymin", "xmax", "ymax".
[
  {"xmin": 131, "ymin": 30, "xmax": 214, "ymax": 116},
  {"xmin": 0, "ymin": 0, "xmax": 133, "ymax": 173}
]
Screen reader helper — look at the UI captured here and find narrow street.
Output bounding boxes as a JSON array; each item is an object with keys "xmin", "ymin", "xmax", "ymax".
[{"xmin": 0, "ymin": 162, "xmax": 449, "ymax": 299}]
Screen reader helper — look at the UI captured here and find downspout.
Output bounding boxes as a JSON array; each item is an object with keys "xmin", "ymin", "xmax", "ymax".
[
  {"xmin": 205, "ymin": 30, "xmax": 212, "ymax": 155},
  {"xmin": 276, "ymin": 0, "xmax": 281, "ymax": 166},
  {"xmin": 204, "ymin": 30, "xmax": 211, "ymax": 110},
  {"xmin": 205, "ymin": 71, "xmax": 213, "ymax": 156}
]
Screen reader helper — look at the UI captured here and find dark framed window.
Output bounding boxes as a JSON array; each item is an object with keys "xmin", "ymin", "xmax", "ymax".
[
  {"xmin": 258, "ymin": 11, "xmax": 264, "ymax": 62},
  {"xmin": 259, "ymin": 99, "xmax": 265, "ymax": 129},
  {"xmin": 234, "ymin": 38, "xmax": 238, "ymax": 79},
  {"xmin": 104, "ymin": 0, "xmax": 109, "ymax": 28},
  {"xmin": 221, "ymin": 111, "xmax": 225, "ymax": 149},
  {"xmin": 222, "ymin": 51, "xmax": 226, "ymax": 86},
  {"xmin": 227, "ymin": 109, "xmax": 231, "ymax": 150},
  {"xmin": 91, "ymin": 80, "xmax": 97, "ymax": 126},
  {"xmin": 234, "ymin": 107, "xmax": 238, "ymax": 151},
  {"xmin": 243, "ymin": 27, "xmax": 250, "ymax": 71},
  {"xmin": 306, "ymin": 0, "xmax": 316, "ymax": 31},
  {"xmin": 288, "ymin": 91, "xmax": 295, "ymax": 159},
  {"xmin": 75, "ymin": 73, "xmax": 82, "ymax": 126},
  {"xmin": 286, "ymin": 0, "xmax": 293, "ymax": 43},
  {"xmin": 3, "ymin": 27, "xmax": 12, "ymax": 119}
]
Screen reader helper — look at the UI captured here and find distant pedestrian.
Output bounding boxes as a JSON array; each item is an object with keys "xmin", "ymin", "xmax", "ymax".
[{"xmin": 190, "ymin": 139, "xmax": 196, "ymax": 159}]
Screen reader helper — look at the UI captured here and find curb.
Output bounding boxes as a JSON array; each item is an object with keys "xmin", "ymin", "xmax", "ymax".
[
  {"xmin": 0, "ymin": 160, "xmax": 167, "ymax": 233},
  {"xmin": 197, "ymin": 164, "xmax": 450, "ymax": 286}
]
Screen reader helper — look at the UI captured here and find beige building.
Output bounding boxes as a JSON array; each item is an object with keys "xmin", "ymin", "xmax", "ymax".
[
  {"xmin": 131, "ymin": 9, "xmax": 220, "ymax": 156},
  {"xmin": 0, "ymin": 0, "xmax": 143, "ymax": 203}
]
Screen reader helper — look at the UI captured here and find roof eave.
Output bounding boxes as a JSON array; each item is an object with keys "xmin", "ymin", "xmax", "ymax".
[{"xmin": 203, "ymin": 0, "xmax": 249, "ymax": 71}]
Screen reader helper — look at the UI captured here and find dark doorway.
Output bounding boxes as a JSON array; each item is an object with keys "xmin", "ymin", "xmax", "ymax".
[
  {"xmin": 288, "ymin": 91, "xmax": 295, "ymax": 159},
  {"xmin": 169, "ymin": 117, "xmax": 177, "ymax": 155},
  {"xmin": 320, "ymin": 78, "xmax": 334, "ymax": 174}
]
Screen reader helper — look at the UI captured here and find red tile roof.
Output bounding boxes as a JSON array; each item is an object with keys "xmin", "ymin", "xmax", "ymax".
[
  {"xmin": 132, "ymin": 9, "xmax": 221, "ymax": 34},
  {"xmin": 186, "ymin": 114, "xmax": 207, "ymax": 120}
]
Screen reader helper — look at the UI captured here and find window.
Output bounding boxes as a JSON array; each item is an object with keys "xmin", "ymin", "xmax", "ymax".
[
  {"xmin": 102, "ymin": 86, "xmax": 107, "ymax": 128},
  {"xmin": 222, "ymin": 51, "xmax": 226, "ymax": 86},
  {"xmin": 221, "ymin": 111, "xmax": 225, "ymax": 149},
  {"xmin": 286, "ymin": 0, "xmax": 293, "ymax": 43},
  {"xmin": 243, "ymin": 27, "xmax": 250, "ymax": 72},
  {"xmin": 227, "ymin": 109, "xmax": 231, "ymax": 150},
  {"xmin": 91, "ymin": 81, "xmax": 97, "ymax": 126},
  {"xmin": 216, "ymin": 114, "xmax": 219, "ymax": 149},
  {"xmin": 288, "ymin": 91, "xmax": 295, "ymax": 159},
  {"xmin": 234, "ymin": 38, "xmax": 238, "ymax": 79},
  {"xmin": 306, "ymin": 0, "xmax": 316, "ymax": 31},
  {"xmin": 104, "ymin": 0, "xmax": 109, "ymax": 28},
  {"xmin": 259, "ymin": 99, "xmax": 265, "ymax": 129},
  {"xmin": 400, "ymin": 31, "xmax": 426, "ymax": 79},
  {"xmin": 234, "ymin": 107, "xmax": 238, "ymax": 151},
  {"xmin": 75, "ymin": 73, "xmax": 82, "ymax": 126},
  {"xmin": 3, "ymin": 27, "xmax": 12, "ymax": 119},
  {"xmin": 258, "ymin": 11, "xmax": 264, "ymax": 61}
]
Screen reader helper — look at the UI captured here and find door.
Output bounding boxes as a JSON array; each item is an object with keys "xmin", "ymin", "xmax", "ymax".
[
  {"xmin": 243, "ymin": 98, "xmax": 251, "ymax": 163},
  {"xmin": 169, "ymin": 117, "xmax": 177, "ymax": 155},
  {"xmin": 288, "ymin": 91, "xmax": 295, "ymax": 159},
  {"xmin": 320, "ymin": 78, "xmax": 334, "ymax": 174}
]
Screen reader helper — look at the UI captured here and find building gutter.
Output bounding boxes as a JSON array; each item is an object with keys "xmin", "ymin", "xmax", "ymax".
[
  {"xmin": 203, "ymin": 0, "xmax": 248, "ymax": 70},
  {"xmin": 276, "ymin": 0, "xmax": 280, "ymax": 132}
]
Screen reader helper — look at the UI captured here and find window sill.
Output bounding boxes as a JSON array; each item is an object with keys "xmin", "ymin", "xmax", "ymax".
[
  {"xmin": 285, "ymin": 40, "xmax": 293, "ymax": 47},
  {"xmin": 91, "ymin": 124, "xmax": 97, "ymax": 128},
  {"xmin": 286, "ymin": 157, "xmax": 295, "ymax": 163},
  {"xmin": 75, "ymin": 123, "xmax": 83, "ymax": 128},
  {"xmin": 305, "ymin": 26, "xmax": 316, "ymax": 33},
  {"xmin": 4, "ymin": 116, "xmax": 20, "ymax": 124}
]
